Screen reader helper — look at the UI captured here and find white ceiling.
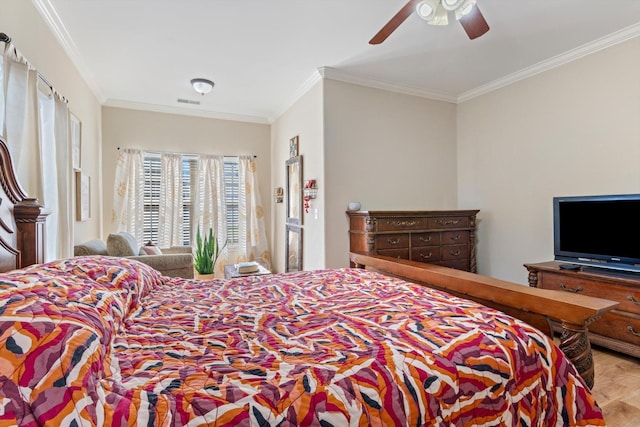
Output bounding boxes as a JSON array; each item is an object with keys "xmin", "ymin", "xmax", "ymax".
[{"xmin": 37, "ymin": 0, "xmax": 640, "ymax": 123}]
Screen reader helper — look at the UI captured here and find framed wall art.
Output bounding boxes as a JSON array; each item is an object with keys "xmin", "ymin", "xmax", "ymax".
[
  {"xmin": 76, "ymin": 171, "xmax": 90, "ymax": 221},
  {"xmin": 289, "ymin": 135, "xmax": 299, "ymax": 158},
  {"xmin": 71, "ymin": 113, "xmax": 81, "ymax": 170}
]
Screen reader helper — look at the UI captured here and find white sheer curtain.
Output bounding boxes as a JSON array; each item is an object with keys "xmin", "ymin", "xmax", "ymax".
[
  {"xmin": 193, "ymin": 155, "xmax": 227, "ymax": 276},
  {"xmin": 1, "ymin": 41, "xmax": 41, "ymax": 199},
  {"xmin": 1, "ymin": 40, "xmax": 73, "ymax": 260},
  {"xmin": 237, "ymin": 156, "xmax": 271, "ymax": 268},
  {"xmin": 38, "ymin": 90, "xmax": 73, "ymax": 259},
  {"xmin": 157, "ymin": 153, "xmax": 183, "ymax": 247},
  {"xmin": 112, "ymin": 149, "xmax": 144, "ymax": 239}
]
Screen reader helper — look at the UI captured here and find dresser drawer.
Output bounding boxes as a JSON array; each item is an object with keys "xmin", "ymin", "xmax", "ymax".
[
  {"xmin": 441, "ymin": 244, "xmax": 469, "ymax": 261},
  {"xmin": 428, "ymin": 216, "xmax": 470, "ymax": 229},
  {"xmin": 590, "ymin": 311, "xmax": 640, "ymax": 346},
  {"xmin": 442, "ymin": 230, "xmax": 469, "ymax": 245},
  {"xmin": 378, "ymin": 248, "xmax": 409, "ymax": 260},
  {"xmin": 411, "ymin": 247, "xmax": 441, "ymax": 263},
  {"xmin": 411, "ymin": 232, "xmax": 440, "ymax": 246},
  {"xmin": 377, "ymin": 217, "xmax": 427, "ymax": 232},
  {"xmin": 539, "ymin": 272, "xmax": 640, "ymax": 315},
  {"xmin": 375, "ymin": 234, "xmax": 409, "ymax": 249}
]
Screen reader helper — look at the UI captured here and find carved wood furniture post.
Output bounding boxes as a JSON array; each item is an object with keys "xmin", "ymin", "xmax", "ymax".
[
  {"xmin": 14, "ymin": 198, "xmax": 50, "ymax": 268},
  {"xmin": 468, "ymin": 214, "xmax": 477, "ymax": 274},
  {"xmin": 560, "ymin": 321, "xmax": 595, "ymax": 388}
]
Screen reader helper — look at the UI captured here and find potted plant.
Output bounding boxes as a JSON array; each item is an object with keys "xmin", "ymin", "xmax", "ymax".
[{"xmin": 194, "ymin": 227, "xmax": 225, "ymax": 280}]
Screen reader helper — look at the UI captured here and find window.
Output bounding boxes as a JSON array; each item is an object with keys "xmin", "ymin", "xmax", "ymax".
[
  {"xmin": 142, "ymin": 155, "xmax": 161, "ymax": 244},
  {"xmin": 224, "ymin": 157, "xmax": 239, "ymax": 245},
  {"xmin": 182, "ymin": 158, "xmax": 197, "ymax": 246},
  {"xmin": 142, "ymin": 154, "xmax": 239, "ymax": 246}
]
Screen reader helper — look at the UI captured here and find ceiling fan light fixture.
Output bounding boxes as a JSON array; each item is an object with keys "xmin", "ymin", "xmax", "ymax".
[
  {"xmin": 416, "ymin": 2, "xmax": 434, "ymax": 20},
  {"xmin": 429, "ymin": 4, "xmax": 449, "ymax": 25},
  {"xmin": 455, "ymin": 0, "xmax": 477, "ymax": 20},
  {"xmin": 417, "ymin": 0, "xmax": 448, "ymax": 25},
  {"xmin": 190, "ymin": 78, "xmax": 214, "ymax": 95},
  {"xmin": 441, "ymin": 0, "xmax": 465, "ymax": 11}
]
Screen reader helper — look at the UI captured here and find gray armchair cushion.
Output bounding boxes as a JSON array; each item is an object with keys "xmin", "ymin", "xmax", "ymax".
[
  {"xmin": 161, "ymin": 246, "xmax": 193, "ymax": 255},
  {"xmin": 107, "ymin": 232, "xmax": 139, "ymax": 257},
  {"xmin": 74, "ymin": 239, "xmax": 108, "ymax": 256},
  {"xmin": 128, "ymin": 253, "xmax": 194, "ymax": 279}
]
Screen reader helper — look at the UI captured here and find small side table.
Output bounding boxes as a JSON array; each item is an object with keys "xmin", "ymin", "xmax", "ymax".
[{"xmin": 224, "ymin": 264, "xmax": 271, "ymax": 279}]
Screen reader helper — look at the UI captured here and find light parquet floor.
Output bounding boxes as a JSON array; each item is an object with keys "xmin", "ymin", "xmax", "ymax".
[{"xmin": 591, "ymin": 346, "xmax": 640, "ymax": 427}]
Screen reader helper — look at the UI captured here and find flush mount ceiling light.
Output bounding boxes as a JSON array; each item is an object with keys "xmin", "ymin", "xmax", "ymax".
[{"xmin": 190, "ymin": 78, "xmax": 214, "ymax": 95}]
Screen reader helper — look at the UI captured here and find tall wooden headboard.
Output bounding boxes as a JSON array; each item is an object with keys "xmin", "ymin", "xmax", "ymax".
[{"xmin": 0, "ymin": 135, "xmax": 50, "ymax": 272}]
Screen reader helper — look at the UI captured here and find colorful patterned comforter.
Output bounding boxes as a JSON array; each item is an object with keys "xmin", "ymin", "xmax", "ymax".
[{"xmin": 0, "ymin": 257, "xmax": 604, "ymax": 426}]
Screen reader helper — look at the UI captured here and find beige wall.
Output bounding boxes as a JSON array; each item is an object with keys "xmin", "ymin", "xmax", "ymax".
[
  {"xmin": 1, "ymin": 0, "xmax": 103, "ymax": 243},
  {"xmin": 457, "ymin": 37, "xmax": 640, "ymax": 284},
  {"xmin": 271, "ymin": 81, "xmax": 324, "ymax": 273},
  {"xmin": 323, "ymin": 79, "xmax": 458, "ymax": 268},
  {"xmin": 102, "ymin": 107, "xmax": 271, "ymax": 245}
]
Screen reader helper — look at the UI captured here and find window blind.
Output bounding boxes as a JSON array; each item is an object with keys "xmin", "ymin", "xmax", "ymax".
[
  {"xmin": 143, "ymin": 154, "xmax": 239, "ymax": 246},
  {"xmin": 224, "ymin": 157, "xmax": 239, "ymax": 245}
]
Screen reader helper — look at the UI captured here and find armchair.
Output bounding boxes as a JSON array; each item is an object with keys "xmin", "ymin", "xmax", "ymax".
[{"xmin": 74, "ymin": 234, "xmax": 194, "ymax": 279}]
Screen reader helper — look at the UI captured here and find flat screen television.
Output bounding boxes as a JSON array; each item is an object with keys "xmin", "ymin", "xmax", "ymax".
[{"xmin": 553, "ymin": 193, "xmax": 640, "ymax": 273}]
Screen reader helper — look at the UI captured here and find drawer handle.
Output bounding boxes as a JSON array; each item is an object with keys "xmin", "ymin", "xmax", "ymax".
[
  {"xmin": 419, "ymin": 236, "xmax": 432, "ymax": 243},
  {"xmin": 387, "ymin": 238, "xmax": 401, "ymax": 245},
  {"xmin": 628, "ymin": 295, "xmax": 640, "ymax": 305},
  {"xmin": 450, "ymin": 234, "xmax": 462, "ymax": 241},
  {"xmin": 559, "ymin": 283, "xmax": 583, "ymax": 293},
  {"xmin": 419, "ymin": 253, "xmax": 433, "ymax": 260},
  {"xmin": 627, "ymin": 326, "xmax": 640, "ymax": 337},
  {"xmin": 449, "ymin": 250, "xmax": 461, "ymax": 256}
]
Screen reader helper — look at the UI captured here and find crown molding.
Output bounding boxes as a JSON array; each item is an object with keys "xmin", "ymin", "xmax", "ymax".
[
  {"xmin": 103, "ymin": 99, "xmax": 270, "ymax": 124},
  {"xmin": 318, "ymin": 67, "xmax": 457, "ymax": 103},
  {"xmin": 269, "ymin": 70, "xmax": 323, "ymax": 123},
  {"xmin": 458, "ymin": 23, "xmax": 640, "ymax": 103},
  {"xmin": 33, "ymin": 0, "xmax": 106, "ymax": 103}
]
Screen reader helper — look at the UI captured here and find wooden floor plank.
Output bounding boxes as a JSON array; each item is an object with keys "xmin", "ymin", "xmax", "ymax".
[{"xmin": 591, "ymin": 346, "xmax": 640, "ymax": 426}]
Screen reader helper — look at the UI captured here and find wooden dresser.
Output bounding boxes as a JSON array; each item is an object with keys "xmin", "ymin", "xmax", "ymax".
[
  {"xmin": 347, "ymin": 210, "xmax": 479, "ymax": 272},
  {"xmin": 525, "ymin": 261, "xmax": 640, "ymax": 358}
]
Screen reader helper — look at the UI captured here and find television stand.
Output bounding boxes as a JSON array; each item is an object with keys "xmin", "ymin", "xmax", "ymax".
[
  {"xmin": 525, "ymin": 261, "xmax": 640, "ymax": 358},
  {"xmin": 581, "ymin": 266, "xmax": 640, "ymax": 280}
]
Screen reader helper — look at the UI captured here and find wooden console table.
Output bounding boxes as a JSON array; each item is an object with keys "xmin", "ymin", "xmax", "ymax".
[{"xmin": 525, "ymin": 261, "xmax": 640, "ymax": 358}]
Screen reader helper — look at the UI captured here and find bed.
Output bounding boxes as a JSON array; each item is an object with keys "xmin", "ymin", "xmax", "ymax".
[
  {"xmin": 0, "ymin": 134, "xmax": 616, "ymax": 425},
  {"xmin": 0, "ymin": 255, "xmax": 610, "ymax": 426}
]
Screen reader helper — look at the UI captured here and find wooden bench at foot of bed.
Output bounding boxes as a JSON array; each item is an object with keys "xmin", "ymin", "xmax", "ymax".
[{"xmin": 349, "ymin": 252, "xmax": 618, "ymax": 389}]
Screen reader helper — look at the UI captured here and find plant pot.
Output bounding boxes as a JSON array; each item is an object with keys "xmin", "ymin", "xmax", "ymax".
[{"xmin": 195, "ymin": 271, "xmax": 216, "ymax": 280}]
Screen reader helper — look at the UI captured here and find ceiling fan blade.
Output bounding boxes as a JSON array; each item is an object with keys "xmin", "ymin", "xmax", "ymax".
[
  {"xmin": 370, "ymin": 0, "xmax": 420, "ymax": 45},
  {"xmin": 458, "ymin": 4, "xmax": 489, "ymax": 40}
]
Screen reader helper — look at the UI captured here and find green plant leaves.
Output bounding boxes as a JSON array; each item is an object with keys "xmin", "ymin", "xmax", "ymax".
[{"xmin": 194, "ymin": 227, "xmax": 225, "ymax": 274}]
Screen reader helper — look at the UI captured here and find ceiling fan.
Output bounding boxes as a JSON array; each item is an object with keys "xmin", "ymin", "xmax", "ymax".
[{"xmin": 370, "ymin": 0, "xmax": 489, "ymax": 45}]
